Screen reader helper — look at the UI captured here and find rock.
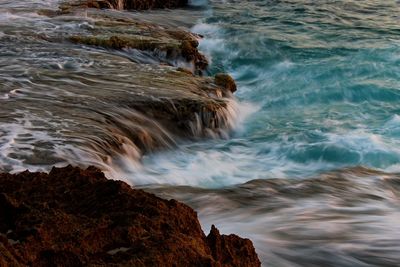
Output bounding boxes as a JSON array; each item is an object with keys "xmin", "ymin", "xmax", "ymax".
[
  {"xmin": 69, "ymin": 34, "xmax": 207, "ymax": 71},
  {"xmin": 176, "ymin": 67, "xmax": 194, "ymax": 75},
  {"xmin": 214, "ymin": 73, "xmax": 237, "ymax": 94},
  {"xmin": 0, "ymin": 166, "xmax": 261, "ymax": 266},
  {"xmin": 67, "ymin": 11, "xmax": 208, "ymax": 72},
  {"xmin": 56, "ymin": 1, "xmax": 207, "ymax": 71},
  {"xmin": 87, "ymin": 0, "xmax": 188, "ymax": 10},
  {"xmin": 30, "ymin": 2, "xmax": 235, "ymax": 165},
  {"xmin": 207, "ymin": 225, "xmax": 261, "ymax": 267},
  {"xmin": 60, "ymin": 0, "xmax": 188, "ymax": 11}
]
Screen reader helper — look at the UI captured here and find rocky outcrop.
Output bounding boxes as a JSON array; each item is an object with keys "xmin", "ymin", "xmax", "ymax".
[
  {"xmin": 69, "ymin": 33, "xmax": 208, "ymax": 73},
  {"xmin": 56, "ymin": 0, "xmax": 208, "ymax": 72},
  {"xmin": 68, "ymin": 12, "xmax": 208, "ymax": 73},
  {"xmin": 32, "ymin": 5, "xmax": 236, "ymax": 162},
  {"xmin": 87, "ymin": 0, "xmax": 188, "ymax": 10},
  {"xmin": 0, "ymin": 166, "xmax": 260, "ymax": 266},
  {"xmin": 214, "ymin": 73, "xmax": 237, "ymax": 94},
  {"xmin": 58, "ymin": 0, "xmax": 188, "ymax": 13}
]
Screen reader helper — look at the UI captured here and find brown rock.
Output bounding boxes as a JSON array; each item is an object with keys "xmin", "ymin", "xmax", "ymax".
[
  {"xmin": 215, "ymin": 73, "xmax": 237, "ymax": 94},
  {"xmin": 69, "ymin": 30, "xmax": 208, "ymax": 72},
  {"xmin": 87, "ymin": 0, "xmax": 188, "ymax": 10},
  {"xmin": 176, "ymin": 67, "xmax": 194, "ymax": 75},
  {"xmin": 207, "ymin": 225, "xmax": 261, "ymax": 267},
  {"xmin": 0, "ymin": 166, "xmax": 261, "ymax": 266}
]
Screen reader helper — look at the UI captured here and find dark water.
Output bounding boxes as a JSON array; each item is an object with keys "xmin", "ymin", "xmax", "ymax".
[{"xmin": 1, "ymin": 0, "xmax": 400, "ymax": 266}]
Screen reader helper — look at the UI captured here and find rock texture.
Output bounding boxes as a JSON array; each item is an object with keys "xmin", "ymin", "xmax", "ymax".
[
  {"xmin": 87, "ymin": 0, "xmax": 188, "ymax": 10},
  {"xmin": 214, "ymin": 73, "xmax": 237, "ymax": 94},
  {"xmin": 0, "ymin": 166, "xmax": 260, "ymax": 266},
  {"xmin": 58, "ymin": 0, "xmax": 188, "ymax": 13},
  {"xmin": 68, "ymin": 14, "xmax": 208, "ymax": 73},
  {"xmin": 57, "ymin": 0, "xmax": 208, "ymax": 72}
]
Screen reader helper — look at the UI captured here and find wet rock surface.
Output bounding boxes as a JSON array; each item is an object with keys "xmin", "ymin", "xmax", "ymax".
[
  {"xmin": 87, "ymin": 0, "xmax": 188, "ymax": 10},
  {"xmin": 57, "ymin": 0, "xmax": 208, "ymax": 72},
  {"xmin": 0, "ymin": 166, "xmax": 260, "ymax": 266},
  {"xmin": 0, "ymin": 2, "xmax": 237, "ymax": 170},
  {"xmin": 59, "ymin": 0, "xmax": 188, "ymax": 13},
  {"xmin": 67, "ymin": 10, "xmax": 208, "ymax": 73}
]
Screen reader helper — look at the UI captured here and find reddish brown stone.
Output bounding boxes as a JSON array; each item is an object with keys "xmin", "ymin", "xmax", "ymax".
[{"xmin": 0, "ymin": 166, "xmax": 260, "ymax": 266}]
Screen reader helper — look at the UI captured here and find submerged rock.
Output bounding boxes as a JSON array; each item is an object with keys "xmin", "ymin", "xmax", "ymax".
[{"xmin": 0, "ymin": 166, "xmax": 260, "ymax": 266}]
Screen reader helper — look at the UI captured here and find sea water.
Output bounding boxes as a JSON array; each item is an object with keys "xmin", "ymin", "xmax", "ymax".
[{"xmin": 1, "ymin": 0, "xmax": 400, "ymax": 266}]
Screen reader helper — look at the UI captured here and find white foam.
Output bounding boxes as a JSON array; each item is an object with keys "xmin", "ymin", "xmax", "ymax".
[
  {"xmin": 325, "ymin": 130, "xmax": 400, "ymax": 156},
  {"xmin": 192, "ymin": 23, "xmax": 221, "ymax": 36},
  {"xmin": 274, "ymin": 60, "xmax": 295, "ymax": 70},
  {"xmin": 191, "ymin": 23, "xmax": 227, "ymax": 64},
  {"xmin": 0, "ymin": 111, "xmax": 91, "ymax": 173},
  {"xmin": 113, "ymin": 124, "xmax": 400, "ymax": 187}
]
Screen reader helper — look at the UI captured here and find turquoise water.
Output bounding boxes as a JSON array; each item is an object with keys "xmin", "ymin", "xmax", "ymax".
[
  {"xmin": 138, "ymin": 2, "xmax": 400, "ymax": 266},
  {"xmin": 207, "ymin": 0, "xmax": 400, "ymax": 175},
  {"xmin": 133, "ymin": 0, "xmax": 400, "ymax": 186}
]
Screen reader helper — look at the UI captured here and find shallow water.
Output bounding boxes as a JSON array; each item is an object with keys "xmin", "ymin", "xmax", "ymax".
[{"xmin": 1, "ymin": 0, "xmax": 400, "ymax": 266}]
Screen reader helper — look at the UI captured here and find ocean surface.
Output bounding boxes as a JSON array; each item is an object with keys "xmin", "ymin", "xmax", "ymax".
[{"xmin": 1, "ymin": 0, "xmax": 400, "ymax": 266}]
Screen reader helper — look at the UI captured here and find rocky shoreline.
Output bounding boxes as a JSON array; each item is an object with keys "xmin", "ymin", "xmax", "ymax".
[
  {"xmin": 0, "ymin": 166, "xmax": 260, "ymax": 266},
  {"xmin": 0, "ymin": 0, "xmax": 261, "ymax": 266}
]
